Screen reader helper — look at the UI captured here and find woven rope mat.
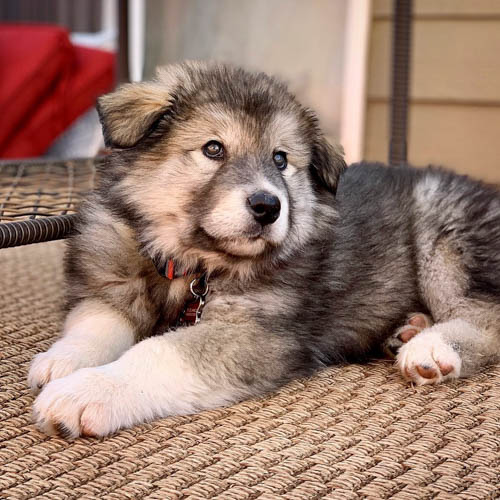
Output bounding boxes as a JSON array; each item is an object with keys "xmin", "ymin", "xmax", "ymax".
[{"xmin": 0, "ymin": 242, "xmax": 499, "ymax": 499}]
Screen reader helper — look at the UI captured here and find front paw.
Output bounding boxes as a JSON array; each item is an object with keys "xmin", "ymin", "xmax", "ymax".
[
  {"xmin": 28, "ymin": 345, "xmax": 95, "ymax": 393},
  {"xmin": 33, "ymin": 367, "xmax": 131, "ymax": 438}
]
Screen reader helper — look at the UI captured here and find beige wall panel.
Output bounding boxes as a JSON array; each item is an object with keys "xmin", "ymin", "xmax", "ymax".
[
  {"xmin": 373, "ymin": 0, "xmax": 500, "ymax": 16},
  {"xmin": 364, "ymin": 103, "xmax": 500, "ymax": 183},
  {"xmin": 145, "ymin": 0, "xmax": 348, "ymax": 138},
  {"xmin": 368, "ymin": 19, "xmax": 500, "ymax": 101}
]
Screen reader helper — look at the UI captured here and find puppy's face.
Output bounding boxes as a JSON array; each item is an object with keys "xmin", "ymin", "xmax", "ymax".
[
  {"xmin": 152, "ymin": 107, "xmax": 311, "ymax": 259},
  {"xmin": 98, "ymin": 62, "xmax": 345, "ymax": 275}
]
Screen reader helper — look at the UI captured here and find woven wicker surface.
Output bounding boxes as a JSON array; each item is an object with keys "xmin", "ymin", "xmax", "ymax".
[
  {"xmin": 0, "ymin": 159, "xmax": 95, "ymax": 223},
  {"xmin": 1, "ymin": 241, "xmax": 499, "ymax": 499}
]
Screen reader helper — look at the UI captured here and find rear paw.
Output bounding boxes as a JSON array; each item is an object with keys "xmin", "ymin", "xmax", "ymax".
[
  {"xmin": 396, "ymin": 329, "xmax": 462, "ymax": 385},
  {"xmin": 383, "ymin": 313, "xmax": 433, "ymax": 358}
]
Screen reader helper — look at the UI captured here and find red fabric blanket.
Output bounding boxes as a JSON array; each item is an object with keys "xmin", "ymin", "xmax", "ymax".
[{"xmin": 0, "ymin": 24, "xmax": 115, "ymax": 158}]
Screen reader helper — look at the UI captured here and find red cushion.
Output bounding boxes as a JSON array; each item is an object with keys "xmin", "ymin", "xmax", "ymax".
[
  {"xmin": 0, "ymin": 24, "xmax": 74, "ymax": 152},
  {"xmin": 0, "ymin": 24, "xmax": 115, "ymax": 159},
  {"xmin": 1, "ymin": 45, "xmax": 115, "ymax": 158}
]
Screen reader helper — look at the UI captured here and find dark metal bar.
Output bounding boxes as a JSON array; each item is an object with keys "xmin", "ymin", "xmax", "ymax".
[
  {"xmin": 0, "ymin": 214, "xmax": 78, "ymax": 249},
  {"xmin": 389, "ymin": 0, "xmax": 413, "ymax": 165},
  {"xmin": 118, "ymin": 0, "xmax": 130, "ymax": 83}
]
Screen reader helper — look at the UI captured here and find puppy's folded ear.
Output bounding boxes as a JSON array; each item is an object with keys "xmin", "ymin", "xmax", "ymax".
[
  {"xmin": 97, "ymin": 81, "xmax": 172, "ymax": 148},
  {"xmin": 310, "ymin": 137, "xmax": 347, "ymax": 195},
  {"xmin": 97, "ymin": 63, "xmax": 198, "ymax": 148}
]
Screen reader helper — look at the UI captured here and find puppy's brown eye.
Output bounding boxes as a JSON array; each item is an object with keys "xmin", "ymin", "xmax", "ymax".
[
  {"xmin": 273, "ymin": 151, "xmax": 287, "ymax": 170},
  {"xmin": 203, "ymin": 141, "xmax": 224, "ymax": 159}
]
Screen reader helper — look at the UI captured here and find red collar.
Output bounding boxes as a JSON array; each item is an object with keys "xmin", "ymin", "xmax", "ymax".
[
  {"xmin": 153, "ymin": 257, "xmax": 209, "ymax": 326},
  {"xmin": 153, "ymin": 257, "xmax": 189, "ymax": 280}
]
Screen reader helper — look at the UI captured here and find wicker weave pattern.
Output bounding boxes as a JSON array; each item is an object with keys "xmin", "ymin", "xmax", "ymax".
[
  {"xmin": 0, "ymin": 159, "xmax": 96, "ymax": 248},
  {"xmin": 0, "ymin": 159, "xmax": 95, "ymax": 221},
  {"xmin": 1, "ymin": 242, "xmax": 499, "ymax": 499}
]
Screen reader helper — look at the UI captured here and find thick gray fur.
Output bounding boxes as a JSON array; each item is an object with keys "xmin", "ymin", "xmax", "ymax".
[{"xmin": 64, "ymin": 62, "xmax": 500, "ymax": 403}]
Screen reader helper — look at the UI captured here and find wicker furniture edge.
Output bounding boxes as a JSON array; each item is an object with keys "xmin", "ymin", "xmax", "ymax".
[{"xmin": 0, "ymin": 157, "xmax": 97, "ymax": 249}]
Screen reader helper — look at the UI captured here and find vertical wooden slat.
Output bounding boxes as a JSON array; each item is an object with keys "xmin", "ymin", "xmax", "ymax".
[
  {"xmin": 57, "ymin": 0, "xmax": 70, "ymax": 27},
  {"xmin": 0, "ymin": 0, "xmax": 102, "ymax": 32}
]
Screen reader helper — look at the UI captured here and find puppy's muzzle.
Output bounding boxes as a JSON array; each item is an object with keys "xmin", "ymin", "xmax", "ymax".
[{"xmin": 247, "ymin": 191, "xmax": 281, "ymax": 226}]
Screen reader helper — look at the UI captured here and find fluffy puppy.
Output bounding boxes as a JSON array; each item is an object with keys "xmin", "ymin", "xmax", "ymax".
[{"xmin": 28, "ymin": 62, "xmax": 500, "ymax": 438}]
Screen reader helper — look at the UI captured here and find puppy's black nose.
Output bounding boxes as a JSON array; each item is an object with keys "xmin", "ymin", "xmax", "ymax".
[{"xmin": 247, "ymin": 191, "xmax": 281, "ymax": 226}]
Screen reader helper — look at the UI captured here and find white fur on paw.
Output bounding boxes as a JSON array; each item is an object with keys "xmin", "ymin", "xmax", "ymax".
[
  {"xmin": 396, "ymin": 329, "xmax": 462, "ymax": 385},
  {"xmin": 28, "ymin": 301, "xmax": 136, "ymax": 394},
  {"xmin": 28, "ymin": 347, "xmax": 96, "ymax": 393},
  {"xmin": 33, "ymin": 367, "xmax": 131, "ymax": 438}
]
